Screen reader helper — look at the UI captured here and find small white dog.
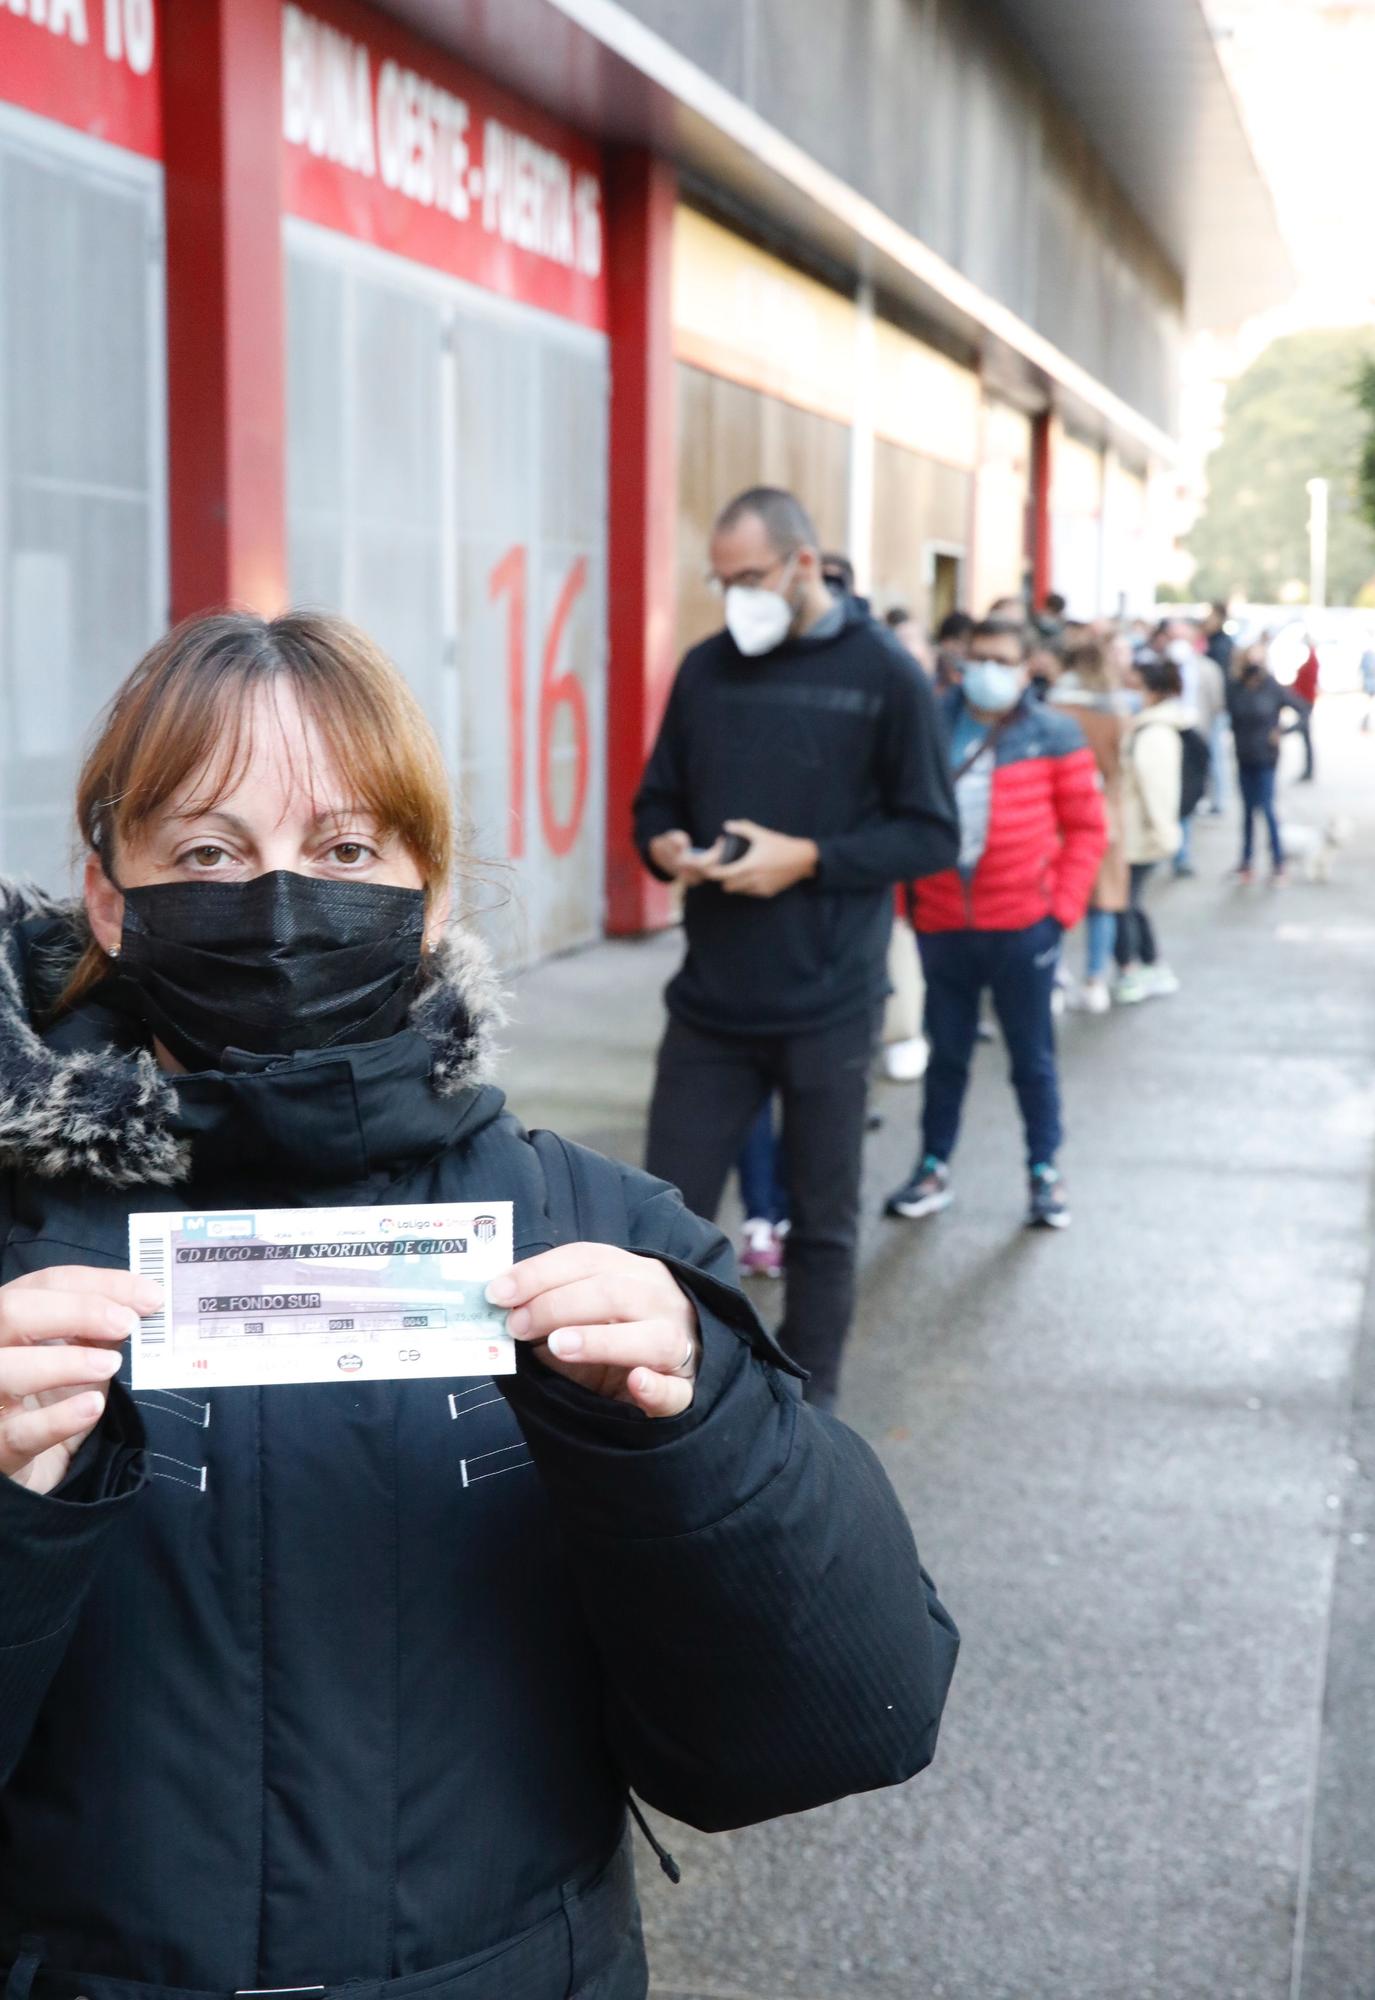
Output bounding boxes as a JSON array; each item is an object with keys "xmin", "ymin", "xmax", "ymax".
[{"xmin": 1277, "ymin": 815, "xmax": 1353, "ymax": 883}]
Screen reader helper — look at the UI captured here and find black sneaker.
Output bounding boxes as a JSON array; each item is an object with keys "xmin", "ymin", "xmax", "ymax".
[
  {"xmin": 1026, "ymin": 1164, "xmax": 1070, "ymax": 1230},
  {"xmin": 885, "ymin": 1157, "xmax": 953, "ymax": 1220}
]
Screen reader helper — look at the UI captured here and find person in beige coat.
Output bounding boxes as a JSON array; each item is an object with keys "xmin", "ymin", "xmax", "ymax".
[
  {"xmin": 1116, "ymin": 654, "xmax": 1187, "ymax": 1004},
  {"xmin": 1052, "ymin": 639, "xmax": 1129, "ymax": 1013}
]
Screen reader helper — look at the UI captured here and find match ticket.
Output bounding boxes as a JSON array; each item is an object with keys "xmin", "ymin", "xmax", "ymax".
[{"xmin": 127, "ymin": 1201, "xmax": 515, "ymax": 1390}]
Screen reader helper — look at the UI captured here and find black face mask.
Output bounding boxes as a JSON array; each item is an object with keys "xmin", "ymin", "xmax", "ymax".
[{"xmin": 114, "ymin": 870, "xmax": 427, "ymax": 1072}]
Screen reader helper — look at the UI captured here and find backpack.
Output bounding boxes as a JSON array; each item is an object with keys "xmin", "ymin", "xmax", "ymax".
[
  {"xmin": 1178, "ymin": 726, "xmax": 1211, "ymax": 821},
  {"xmin": 529, "ymin": 1126, "xmax": 631, "ymax": 1244}
]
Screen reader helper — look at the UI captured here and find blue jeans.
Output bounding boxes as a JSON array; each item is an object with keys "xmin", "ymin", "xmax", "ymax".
[
  {"xmin": 1238, "ymin": 763, "xmax": 1284, "ymax": 868},
  {"xmin": 737, "ymin": 1100, "xmax": 789, "ymax": 1224},
  {"xmin": 1085, "ymin": 908, "xmax": 1117, "ymax": 981},
  {"xmin": 1208, "ymin": 714, "xmax": 1231, "ymax": 811},
  {"xmin": 918, "ymin": 917, "xmax": 1063, "ymax": 1170}
]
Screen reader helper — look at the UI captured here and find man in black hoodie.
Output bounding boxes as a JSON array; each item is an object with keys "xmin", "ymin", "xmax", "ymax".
[{"xmin": 634, "ymin": 487, "xmax": 958, "ymax": 1409}]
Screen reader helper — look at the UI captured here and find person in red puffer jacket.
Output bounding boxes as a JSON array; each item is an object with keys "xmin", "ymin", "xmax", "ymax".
[
  {"xmin": 885, "ymin": 618, "xmax": 1107, "ymax": 1232},
  {"xmin": 1284, "ymin": 635, "xmax": 1320, "ymax": 782}
]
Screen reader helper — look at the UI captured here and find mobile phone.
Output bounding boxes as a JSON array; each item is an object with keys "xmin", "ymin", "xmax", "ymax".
[{"xmin": 686, "ymin": 831, "xmax": 750, "ymax": 866}]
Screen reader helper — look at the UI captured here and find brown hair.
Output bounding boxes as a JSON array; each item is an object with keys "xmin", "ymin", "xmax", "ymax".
[
  {"xmin": 1135, "ymin": 653, "xmax": 1183, "ymax": 700},
  {"xmin": 1061, "ymin": 639, "xmax": 1114, "ymax": 693},
  {"xmin": 63, "ymin": 609, "xmax": 454, "ymax": 1010}
]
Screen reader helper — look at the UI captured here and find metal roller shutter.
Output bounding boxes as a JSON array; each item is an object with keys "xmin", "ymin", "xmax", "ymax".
[
  {"xmin": 286, "ymin": 226, "xmax": 608, "ymax": 966},
  {"xmin": 0, "ymin": 118, "xmax": 164, "ymax": 889}
]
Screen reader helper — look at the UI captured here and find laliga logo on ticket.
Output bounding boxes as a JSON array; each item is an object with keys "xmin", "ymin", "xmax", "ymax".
[{"xmin": 181, "ymin": 1214, "xmax": 255, "ymax": 1241}]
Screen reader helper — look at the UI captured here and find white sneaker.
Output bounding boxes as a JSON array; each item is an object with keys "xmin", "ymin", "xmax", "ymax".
[
  {"xmin": 1141, "ymin": 965, "xmax": 1180, "ymax": 998},
  {"xmin": 1078, "ymin": 976, "xmax": 1111, "ymax": 1015},
  {"xmin": 1113, "ymin": 970, "xmax": 1151, "ymax": 1005},
  {"xmin": 882, "ymin": 1035, "xmax": 929, "ymax": 1082},
  {"xmin": 738, "ymin": 1219, "xmax": 785, "ymax": 1279}
]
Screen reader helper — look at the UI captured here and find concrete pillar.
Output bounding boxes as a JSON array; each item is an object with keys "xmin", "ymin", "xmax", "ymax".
[
  {"xmin": 1097, "ymin": 443, "xmax": 1119, "ymax": 618},
  {"xmin": 161, "ymin": 0, "xmax": 286, "ymax": 619},
  {"xmin": 847, "ymin": 277, "xmax": 876, "ymax": 595},
  {"xmin": 1030, "ymin": 407, "xmax": 1053, "ymax": 610},
  {"xmin": 603, "ymin": 148, "xmax": 678, "ymax": 936}
]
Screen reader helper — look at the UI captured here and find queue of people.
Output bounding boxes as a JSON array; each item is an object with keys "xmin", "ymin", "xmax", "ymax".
[{"xmin": 634, "ymin": 495, "xmax": 1335, "ymax": 1415}]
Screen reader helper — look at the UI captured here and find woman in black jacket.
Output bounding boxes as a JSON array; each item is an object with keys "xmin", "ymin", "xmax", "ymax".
[
  {"xmin": 0, "ymin": 612, "xmax": 956, "ymax": 2000},
  {"xmin": 1226, "ymin": 644, "xmax": 1290, "ymax": 883}
]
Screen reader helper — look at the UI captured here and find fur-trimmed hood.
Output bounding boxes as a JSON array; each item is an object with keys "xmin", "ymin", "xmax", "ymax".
[{"xmin": 0, "ymin": 880, "xmax": 505, "ymax": 1190}]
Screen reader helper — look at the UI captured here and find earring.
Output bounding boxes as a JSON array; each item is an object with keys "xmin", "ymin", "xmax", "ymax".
[{"xmin": 107, "ymin": 945, "xmax": 120, "ymax": 960}]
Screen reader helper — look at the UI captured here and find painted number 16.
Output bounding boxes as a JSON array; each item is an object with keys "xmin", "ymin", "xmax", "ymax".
[{"xmin": 488, "ymin": 546, "xmax": 590, "ymax": 860}]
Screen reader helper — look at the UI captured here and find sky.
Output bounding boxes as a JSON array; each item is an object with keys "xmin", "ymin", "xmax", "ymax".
[
  {"xmin": 1206, "ymin": 0, "xmax": 1375, "ymax": 328},
  {"xmin": 1167, "ymin": 1, "xmax": 1375, "ymax": 563}
]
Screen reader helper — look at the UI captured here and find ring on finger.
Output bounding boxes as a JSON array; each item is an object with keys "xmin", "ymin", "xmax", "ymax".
[{"xmin": 673, "ymin": 1338, "xmax": 696, "ymax": 1378}]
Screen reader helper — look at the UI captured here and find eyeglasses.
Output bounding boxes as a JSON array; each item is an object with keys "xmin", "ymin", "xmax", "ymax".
[{"xmin": 704, "ymin": 552, "xmax": 796, "ymax": 596}]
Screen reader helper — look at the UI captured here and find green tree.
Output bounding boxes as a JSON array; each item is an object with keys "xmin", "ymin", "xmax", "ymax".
[
  {"xmin": 1187, "ymin": 327, "xmax": 1375, "ymax": 605},
  {"xmin": 1355, "ymin": 356, "xmax": 1375, "ymax": 540}
]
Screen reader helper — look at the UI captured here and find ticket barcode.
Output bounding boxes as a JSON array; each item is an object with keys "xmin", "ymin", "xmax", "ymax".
[{"xmin": 134, "ymin": 1231, "xmax": 169, "ymax": 1345}]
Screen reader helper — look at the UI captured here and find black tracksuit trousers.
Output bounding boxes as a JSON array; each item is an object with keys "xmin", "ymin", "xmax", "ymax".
[{"xmin": 645, "ymin": 1007, "xmax": 877, "ymax": 1406}]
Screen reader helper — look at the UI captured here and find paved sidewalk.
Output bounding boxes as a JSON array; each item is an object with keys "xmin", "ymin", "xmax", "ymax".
[{"xmin": 501, "ymin": 706, "xmax": 1375, "ymax": 2000}]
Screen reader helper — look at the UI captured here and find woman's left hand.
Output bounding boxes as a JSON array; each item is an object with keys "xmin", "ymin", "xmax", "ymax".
[{"xmin": 487, "ymin": 1245, "xmax": 700, "ymax": 1417}]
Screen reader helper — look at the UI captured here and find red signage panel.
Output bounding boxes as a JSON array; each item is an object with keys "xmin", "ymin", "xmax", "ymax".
[
  {"xmin": 281, "ymin": 0, "xmax": 607, "ymax": 332},
  {"xmin": 0, "ymin": 0, "xmax": 161, "ymax": 157}
]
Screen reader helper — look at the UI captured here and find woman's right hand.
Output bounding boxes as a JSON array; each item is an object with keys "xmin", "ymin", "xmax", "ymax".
[{"xmin": 0, "ymin": 1268, "xmax": 163, "ymax": 1495}]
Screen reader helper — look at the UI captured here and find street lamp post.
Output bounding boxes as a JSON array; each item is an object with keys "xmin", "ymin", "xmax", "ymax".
[{"xmin": 1306, "ymin": 476, "xmax": 1329, "ymax": 611}]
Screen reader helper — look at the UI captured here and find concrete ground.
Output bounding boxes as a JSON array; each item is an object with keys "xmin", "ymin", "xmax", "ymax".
[{"xmin": 500, "ymin": 701, "xmax": 1375, "ymax": 2000}]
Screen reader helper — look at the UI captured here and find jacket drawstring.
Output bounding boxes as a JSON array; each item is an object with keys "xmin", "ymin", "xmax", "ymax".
[
  {"xmin": 626, "ymin": 1795, "xmax": 681, "ymax": 1884},
  {"xmin": 4, "ymin": 1939, "xmax": 43, "ymax": 2000}
]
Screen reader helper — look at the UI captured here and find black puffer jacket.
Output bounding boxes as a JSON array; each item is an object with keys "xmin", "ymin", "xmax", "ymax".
[
  {"xmin": 1226, "ymin": 669, "xmax": 1291, "ymax": 768},
  {"xmin": 0, "ymin": 888, "xmax": 957, "ymax": 2000}
]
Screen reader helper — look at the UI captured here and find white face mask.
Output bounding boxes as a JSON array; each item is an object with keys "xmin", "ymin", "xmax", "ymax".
[
  {"xmin": 724, "ymin": 561, "xmax": 797, "ymax": 657},
  {"xmin": 963, "ymin": 661, "xmax": 1023, "ymax": 715}
]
